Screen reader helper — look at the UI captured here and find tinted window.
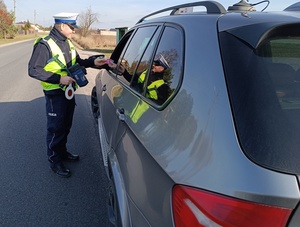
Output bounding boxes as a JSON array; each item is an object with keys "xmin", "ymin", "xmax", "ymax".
[
  {"xmin": 130, "ymin": 29, "xmax": 161, "ymax": 93},
  {"xmin": 144, "ymin": 26, "xmax": 183, "ymax": 105},
  {"xmin": 220, "ymin": 24, "xmax": 300, "ymax": 173},
  {"xmin": 117, "ymin": 26, "xmax": 158, "ymax": 86},
  {"xmin": 116, "ymin": 25, "xmax": 183, "ymax": 107}
]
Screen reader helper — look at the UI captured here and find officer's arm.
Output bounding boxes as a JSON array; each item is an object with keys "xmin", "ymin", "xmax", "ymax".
[
  {"xmin": 75, "ymin": 51, "xmax": 109, "ymax": 69},
  {"xmin": 28, "ymin": 43, "xmax": 61, "ymax": 84}
]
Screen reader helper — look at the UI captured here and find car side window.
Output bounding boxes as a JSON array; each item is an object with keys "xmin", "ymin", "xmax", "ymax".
[
  {"xmin": 116, "ymin": 26, "xmax": 158, "ymax": 86},
  {"xmin": 142, "ymin": 26, "xmax": 183, "ymax": 106},
  {"xmin": 131, "ymin": 30, "xmax": 161, "ymax": 93}
]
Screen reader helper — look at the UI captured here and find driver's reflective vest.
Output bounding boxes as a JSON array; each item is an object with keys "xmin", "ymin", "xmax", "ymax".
[{"xmin": 34, "ymin": 36, "xmax": 77, "ymax": 91}]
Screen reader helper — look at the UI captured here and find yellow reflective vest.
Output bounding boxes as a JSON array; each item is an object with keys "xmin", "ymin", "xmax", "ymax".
[
  {"xmin": 130, "ymin": 70, "xmax": 165, "ymax": 123},
  {"xmin": 138, "ymin": 71, "xmax": 165, "ymax": 100},
  {"xmin": 34, "ymin": 36, "xmax": 77, "ymax": 91}
]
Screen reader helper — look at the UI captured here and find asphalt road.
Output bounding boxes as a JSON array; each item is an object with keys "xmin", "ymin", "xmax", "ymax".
[{"xmin": 0, "ymin": 39, "xmax": 108, "ymax": 226}]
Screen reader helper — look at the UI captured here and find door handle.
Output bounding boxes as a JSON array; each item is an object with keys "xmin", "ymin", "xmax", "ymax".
[
  {"xmin": 116, "ymin": 108, "xmax": 125, "ymax": 121},
  {"xmin": 102, "ymin": 84, "xmax": 107, "ymax": 91}
]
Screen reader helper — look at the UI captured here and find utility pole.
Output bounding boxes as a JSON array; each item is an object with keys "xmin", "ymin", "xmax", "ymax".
[{"xmin": 13, "ymin": 0, "xmax": 16, "ymax": 23}]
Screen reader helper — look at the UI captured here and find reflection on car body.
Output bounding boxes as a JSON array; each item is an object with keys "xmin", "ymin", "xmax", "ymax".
[{"xmin": 91, "ymin": 1, "xmax": 300, "ymax": 226}]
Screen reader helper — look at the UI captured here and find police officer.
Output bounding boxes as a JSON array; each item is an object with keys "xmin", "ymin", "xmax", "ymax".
[{"xmin": 28, "ymin": 12, "xmax": 107, "ymax": 178}]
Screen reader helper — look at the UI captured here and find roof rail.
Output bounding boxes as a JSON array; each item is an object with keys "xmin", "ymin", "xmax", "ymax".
[{"xmin": 136, "ymin": 1, "xmax": 227, "ymax": 24}]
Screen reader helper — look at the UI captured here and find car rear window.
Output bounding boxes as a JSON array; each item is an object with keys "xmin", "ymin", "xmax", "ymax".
[{"xmin": 219, "ymin": 23, "xmax": 300, "ymax": 174}]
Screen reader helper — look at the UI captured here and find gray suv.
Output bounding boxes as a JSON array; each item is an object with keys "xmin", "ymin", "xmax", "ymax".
[{"xmin": 91, "ymin": 1, "xmax": 300, "ymax": 226}]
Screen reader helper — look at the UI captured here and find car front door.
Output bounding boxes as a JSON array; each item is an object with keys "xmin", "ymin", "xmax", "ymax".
[{"xmin": 106, "ymin": 24, "xmax": 184, "ymax": 226}]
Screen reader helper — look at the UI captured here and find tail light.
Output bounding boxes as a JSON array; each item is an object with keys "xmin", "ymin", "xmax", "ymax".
[{"xmin": 172, "ymin": 185, "xmax": 292, "ymax": 227}]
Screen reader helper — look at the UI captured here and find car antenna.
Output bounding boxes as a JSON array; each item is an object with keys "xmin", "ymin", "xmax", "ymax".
[
  {"xmin": 228, "ymin": 0, "xmax": 256, "ymax": 11},
  {"xmin": 228, "ymin": 0, "xmax": 270, "ymax": 12}
]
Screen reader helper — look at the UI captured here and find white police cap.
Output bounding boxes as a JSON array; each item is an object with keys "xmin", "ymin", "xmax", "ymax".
[
  {"xmin": 53, "ymin": 12, "xmax": 79, "ymax": 28},
  {"xmin": 154, "ymin": 55, "xmax": 170, "ymax": 70}
]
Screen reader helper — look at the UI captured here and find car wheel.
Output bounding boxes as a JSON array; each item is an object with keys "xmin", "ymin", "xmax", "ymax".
[
  {"xmin": 107, "ymin": 178, "xmax": 122, "ymax": 227},
  {"xmin": 91, "ymin": 86, "xmax": 99, "ymax": 121}
]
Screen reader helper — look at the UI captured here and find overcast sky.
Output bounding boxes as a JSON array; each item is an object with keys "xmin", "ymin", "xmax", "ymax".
[{"xmin": 4, "ymin": 0, "xmax": 300, "ymax": 29}]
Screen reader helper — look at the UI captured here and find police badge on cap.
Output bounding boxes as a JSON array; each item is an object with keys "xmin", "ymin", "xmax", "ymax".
[
  {"xmin": 154, "ymin": 55, "xmax": 170, "ymax": 70},
  {"xmin": 53, "ymin": 12, "xmax": 79, "ymax": 28}
]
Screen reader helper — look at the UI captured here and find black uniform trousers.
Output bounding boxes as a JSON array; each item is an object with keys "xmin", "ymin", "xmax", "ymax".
[{"xmin": 45, "ymin": 94, "xmax": 75, "ymax": 166}]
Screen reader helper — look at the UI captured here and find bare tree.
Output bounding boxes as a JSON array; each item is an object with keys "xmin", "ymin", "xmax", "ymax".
[{"xmin": 77, "ymin": 7, "xmax": 98, "ymax": 37}]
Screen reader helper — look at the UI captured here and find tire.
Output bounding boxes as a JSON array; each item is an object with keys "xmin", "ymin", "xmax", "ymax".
[{"xmin": 91, "ymin": 86, "xmax": 99, "ymax": 121}]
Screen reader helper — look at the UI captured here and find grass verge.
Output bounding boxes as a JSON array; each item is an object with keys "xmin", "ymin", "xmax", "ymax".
[
  {"xmin": 0, "ymin": 33, "xmax": 48, "ymax": 46},
  {"xmin": 0, "ymin": 33, "xmax": 115, "ymax": 58}
]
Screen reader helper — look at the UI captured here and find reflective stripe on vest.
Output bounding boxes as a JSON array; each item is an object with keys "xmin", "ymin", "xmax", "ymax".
[
  {"xmin": 146, "ymin": 79, "xmax": 165, "ymax": 100},
  {"xmin": 138, "ymin": 70, "xmax": 147, "ymax": 83},
  {"xmin": 35, "ymin": 36, "xmax": 77, "ymax": 91},
  {"xmin": 129, "ymin": 71, "xmax": 166, "ymax": 123},
  {"xmin": 138, "ymin": 71, "xmax": 165, "ymax": 100},
  {"xmin": 130, "ymin": 101, "xmax": 149, "ymax": 124}
]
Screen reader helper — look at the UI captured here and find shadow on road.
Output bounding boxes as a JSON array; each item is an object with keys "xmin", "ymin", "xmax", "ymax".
[{"xmin": 0, "ymin": 94, "xmax": 108, "ymax": 226}]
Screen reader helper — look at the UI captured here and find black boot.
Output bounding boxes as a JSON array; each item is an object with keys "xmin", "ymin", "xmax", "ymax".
[
  {"xmin": 62, "ymin": 151, "xmax": 80, "ymax": 162},
  {"xmin": 50, "ymin": 163, "xmax": 71, "ymax": 178}
]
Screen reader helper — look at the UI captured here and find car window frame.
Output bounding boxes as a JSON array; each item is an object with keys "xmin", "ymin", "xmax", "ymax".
[
  {"xmin": 111, "ymin": 22, "xmax": 185, "ymax": 110},
  {"xmin": 144, "ymin": 24, "xmax": 185, "ymax": 109}
]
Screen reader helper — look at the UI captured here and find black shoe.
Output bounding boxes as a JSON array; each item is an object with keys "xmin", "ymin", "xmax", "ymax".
[
  {"xmin": 51, "ymin": 163, "xmax": 71, "ymax": 178},
  {"xmin": 62, "ymin": 152, "xmax": 80, "ymax": 162}
]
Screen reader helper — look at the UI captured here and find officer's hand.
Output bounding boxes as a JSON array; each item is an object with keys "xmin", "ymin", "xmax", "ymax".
[
  {"xmin": 109, "ymin": 62, "xmax": 125, "ymax": 73},
  {"xmin": 94, "ymin": 58, "xmax": 107, "ymax": 66},
  {"xmin": 60, "ymin": 76, "xmax": 76, "ymax": 85}
]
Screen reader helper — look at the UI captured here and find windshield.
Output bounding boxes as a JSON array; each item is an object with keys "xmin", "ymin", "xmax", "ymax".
[{"xmin": 220, "ymin": 24, "xmax": 300, "ymax": 174}]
